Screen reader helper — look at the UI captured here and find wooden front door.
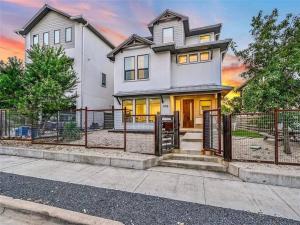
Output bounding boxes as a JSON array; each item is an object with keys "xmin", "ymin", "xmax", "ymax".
[{"xmin": 182, "ymin": 99, "xmax": 194, "ymax": 128}]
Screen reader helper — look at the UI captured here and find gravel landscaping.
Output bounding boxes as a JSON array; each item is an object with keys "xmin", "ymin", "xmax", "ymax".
[
  {"xmin": 0, "ymin": 172, "xmax": 299, "ymax": 225},
  {"xmin": 232, "ymin": 137, "xmax": 300, "ymax": 163}
]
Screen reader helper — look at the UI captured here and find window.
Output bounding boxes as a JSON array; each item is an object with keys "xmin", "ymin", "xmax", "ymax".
[
  {"xmin": 65, "ymin": 27, "xmax": 72, "ymax": 42},
  {"xmin": 43, "ymin": 32, "xmax": 49, "ymax": 46},
  {"xmin": 33, "ymin": 34, "xmax": 39, "ymax": 45},
  {"xmin": 200, "ymin": 51, "xmax": 210, "ymax": 61},
  {"xmin": 189, "ymin": 53, "xmax": 198, "ymax": 63},
  {"xmin": 54, "ymin": 30, "xmax": 60, "ymax": 44},
  {"xmin": 123, "ymin": 99, "xmax": 133, "ymax": 122},
  {"xmin": 124, "ymin": 56, "xmax": 135, "ymax": 80},
  {"xmin": 149, "ymin": 98, "xmax": 160, "ymax": 122},
  {"xmin": 162, "ymin": 27, "xmax": 174, "ymax": 43},
  {"xmin": 200, "ymin": 100, "xmax": 212, "ymax": 114},
  {"xmin": 135, "ymin": 99, "xmax": 146, "ymax": 122},
  {"xmin": 137, "ymin": 54, "xmax": 149, "ymax": 79},
  {"xmin": 199, "ymin": 34, "xmax": 211, "ymax": 43},
  {"xmin": 101, "ymin": 73, "xmax": 106, "ymax": 87},
  {"xmin": 178, "ymin": 54, "xmax": 187, "ymax": 64}
]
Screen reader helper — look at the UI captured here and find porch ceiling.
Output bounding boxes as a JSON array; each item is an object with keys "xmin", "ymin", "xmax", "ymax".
[{"xmin": 114, "ymin": 84, "xmax": 233, "ymax": 97}]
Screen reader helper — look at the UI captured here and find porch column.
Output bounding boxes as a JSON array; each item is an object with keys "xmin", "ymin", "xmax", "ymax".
[{"xmin": 217, "ymin": 93, "xmax": 222, "ymax": 109}]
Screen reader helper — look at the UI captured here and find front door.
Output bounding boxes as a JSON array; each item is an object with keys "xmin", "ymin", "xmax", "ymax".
[{"xmin": 182, "ymin": 99, "xmax": 194, "ymax": 128}]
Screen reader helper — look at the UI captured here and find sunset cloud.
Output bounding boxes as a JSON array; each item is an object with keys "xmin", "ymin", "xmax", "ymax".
[{"xmin": 0, "ymin": 36, "xmax": 24, "ymax": 61}]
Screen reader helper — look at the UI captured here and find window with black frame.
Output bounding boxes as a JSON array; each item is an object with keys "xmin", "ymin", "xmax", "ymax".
[
  {"xmin": 101, "ymin": 73, "xmax": 106, "ymax": 87},
  {"xmin": 124, "ymin": 56, "xmax": 135, "ymax": 80},
  {"xmin": 137, "ymin": 54, "xmax": 149, "ymax": 79}
]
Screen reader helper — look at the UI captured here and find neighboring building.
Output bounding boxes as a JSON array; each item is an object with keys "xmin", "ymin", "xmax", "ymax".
[
  {"xmin": 108, "ymin": 9, "xmax": 232, "ymax": 130},
  {"xmin": 16, "ymin": 4, "xmax": 115, "ymax": 110}
]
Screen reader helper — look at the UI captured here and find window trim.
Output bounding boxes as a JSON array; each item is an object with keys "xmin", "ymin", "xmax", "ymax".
[
  {"xmin": 65, "ymin": 27, "xmax": 72, "ymax": 43},
  {"xmin": 199, "ymin": 51, "xmax": 211, "ymax": 62},
  {"xmin": 43, "ymin": 32, "xmax": 49, "ymax": 46},
  {"xmin": 177, "ymin": 54, "xmax": 188, "ymax": 64},
  {"xmin": 137, "ymin": 54, "xmax": 149, "ymax": 80},
  {"xmin": 124, "ymin": 56, "xmax": 135, "ymax": 81},
  {"xmin": 32, "ymin": 34, "xmax": 39, "ymax": 45},
  {"xmin": 54, "ymin": 29, "xmax": 60, "ymax": 44},
  {"xmin": 162, "ymin": 27, "xmax": 174, "ymax": 44},
  {"xmin": 101, "ymin": 73, "xmax": 106, "ymax": 87}
]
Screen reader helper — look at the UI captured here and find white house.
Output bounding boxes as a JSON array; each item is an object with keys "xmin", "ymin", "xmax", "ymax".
[
  {"xmin": 16, "ymin": 4, "xmax": 115, "ymax": 110},
  {"xmin": 108, "ymin": 9, "xmax": 232, "ymax": 131}
]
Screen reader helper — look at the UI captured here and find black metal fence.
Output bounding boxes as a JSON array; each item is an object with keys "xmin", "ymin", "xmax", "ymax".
[
  {"xmin": 222, "ymin": 109, "xmax": 300, "ymax": 165},
  {"xmin": 203, "ymin": 109, "xmax": 222, "ymax": 155}
]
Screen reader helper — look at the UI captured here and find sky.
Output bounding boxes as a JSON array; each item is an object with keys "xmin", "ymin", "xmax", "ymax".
[{"xmin": 0, "ymin": 0, "xmax": 299, "ymax": 88}]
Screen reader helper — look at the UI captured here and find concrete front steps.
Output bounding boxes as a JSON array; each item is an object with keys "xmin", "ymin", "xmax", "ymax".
[
  {"xmin": 181, "ymin": 132, "xmax": 203, "ymax": 142},
  {"xmin": 159, "ymin": 153, "xmax": 227, "ymax": 172}
]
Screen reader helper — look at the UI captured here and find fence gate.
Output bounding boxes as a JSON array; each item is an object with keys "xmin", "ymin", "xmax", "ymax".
[
  {"xmin": 203, "ymin": 109, "xmax": 222, "ymax": 156},
  {"xmin": 155, "ymin": 112, "xmax": 180, "ymax": 156}
]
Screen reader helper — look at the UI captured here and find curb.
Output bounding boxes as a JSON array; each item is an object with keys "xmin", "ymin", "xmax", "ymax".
[
  {"xmin": 0, "ymin": 195, "xmax": 123, "ymax": 225},
  {"xmin": 0, "ymin": 146, "xmax": 159, "ymax": 170},
  {"xmin": 228, "ymin": 163, "xmax": 300, "ymax": 188}
]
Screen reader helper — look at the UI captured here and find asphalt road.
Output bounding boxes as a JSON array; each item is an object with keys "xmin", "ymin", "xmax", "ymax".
[{"xmin": 0, "ymin": 172, "xmax": 299, "ymax": 225}]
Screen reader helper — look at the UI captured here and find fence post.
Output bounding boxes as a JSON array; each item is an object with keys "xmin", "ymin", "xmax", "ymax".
[
  {"xmin": 85, "ymin": 107, "xmax": 88, "ymax": 148},
  {"xmin": 154, "ymin": 113, "xmax": 162, "ymax": 156},
  {"xmin": 274, "ymin": 108, "xmax": 279, "ymax": 165},
  {"xmin": 223, "ymin": 114, "xmax": 232, "ymax": 162},
  {"xmin": 8, "ymin": 109, "xmax": 10, "ymax": 139},
  {"xmin": 174, "ymin": 111, "xmax": 180, "ymax": 149},
  {"xmin": 56, "ymin": 111, "xmax": 59, "ymax": 142},
  {"xmin": 0, "ymin": 110, "xmax": 2, "ymax": 138},
  {"xmin": 218, "ymin": 108, "xmax": 222, "ymax": 155},
  {"xmin": 203, "ymin": 111, "xmax": 206, "ymax": 150},
  {"xmin": 124, "ymin": 107, "xmax": 127, "ymax": 152}
]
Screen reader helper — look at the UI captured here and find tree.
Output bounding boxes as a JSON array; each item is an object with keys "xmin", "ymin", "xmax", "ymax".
[
  {"xmin": 0, "ymin": 57, "xmax": 24, "ymax": 109},
  {"xmin": 222, "ymin": 96, "xmax": 243, "ymax": 114},
  {"xmin": 232, "ymin": 9, "xmax": 300, "ymax": 153},
  {"xmin": 18, "ymin": 45, "xmax": 78, "ymax": 121}
]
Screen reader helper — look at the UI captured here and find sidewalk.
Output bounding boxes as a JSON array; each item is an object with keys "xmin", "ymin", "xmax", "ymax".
[{"xmin": 0, "ymin": 155, "xmax": 299, "ymax": 222}]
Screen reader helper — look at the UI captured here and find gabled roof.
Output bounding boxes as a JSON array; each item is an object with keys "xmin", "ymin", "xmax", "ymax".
[
  {"xmin": 107, "ymin": 34, "xmax": 154, "ymax": 61},
  {"xmin": 147, "ymin": 9, "xmax": 222, "ymax": 37},
  {"xmin": 15, "ymin": 4, "xmax": 114, "ymax": 49}
]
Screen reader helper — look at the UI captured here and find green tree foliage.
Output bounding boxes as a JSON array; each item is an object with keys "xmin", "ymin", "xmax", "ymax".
[
  {"xmin": 232, "ymin": 9, "xmax": 300, "ymax": 112},
  {"xmin": 0, "ymin": 57, "xmax": 24, "ymax": 109},
  {"xmin": 17, "ymin": 45, "xmax": 78, "ymax": 121},
  {"xmin": 222, "ymin": 96, "xmax": 243, "ymax": 114}
]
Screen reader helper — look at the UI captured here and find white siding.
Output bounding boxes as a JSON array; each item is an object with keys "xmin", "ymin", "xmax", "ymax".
[
  {"xmin": 81, "ymin": 27, "xmax": 114, "ymax": 109},
  {"xmin": 114, "ymin": 46, "xmax": 171, "ymax": 94},
  {"xmin": 171, "ymin": 49, "xmax": 222, "ymax": 87},
  {"xmin": 153, "ymin": 20, "xmax": 185, "ymax": 46},
  {"xmin": 28, "ymin": 11, "xmax": 75, "ymax": 49}
]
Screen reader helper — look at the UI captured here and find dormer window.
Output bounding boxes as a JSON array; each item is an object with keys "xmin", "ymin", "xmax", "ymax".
[
  {"xmin": 162, "ymin": 27, "xmax": 174, "ymax": 43},
  {"xmin": 199, "ymin": 34, "xmax": 211, "ymax": 43}
]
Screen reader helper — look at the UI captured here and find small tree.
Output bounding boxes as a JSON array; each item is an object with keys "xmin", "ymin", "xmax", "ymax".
[
  {"xmin": 18, "ymin": 45, "xmax": 78, "ymax": 122},
  {"xmin": 232, "ymin": 9, "xmax": 300, "ymax": 153},
  {"xmin": 0, "ymin": 57, "xmax": 24, "ymax": 109}
]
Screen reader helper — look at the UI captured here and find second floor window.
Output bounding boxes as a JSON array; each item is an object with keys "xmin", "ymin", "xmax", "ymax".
[
  {"xmin": 65, "ymin": 27, "xmax": 72, "ymax": 42},
  {"xmin": 178, "ymin": 54, "xmax": 187, "ymax": 64},
  {"xmin": 33, "ymin": 34, "xmax": 39, "ymax": 45},
  {"xmin": 200, "ymin": 51, "xmax": 210, "ymax": 61},
  {"xmin": 54, "ymin": 30, "xmax": 60, "ymax": 44},
  {"xmin": 163, "ymin": 27, "xmax": 174, "ymax": 43},
  {"xmin": 137, "ymin": 54, "xmax": 149, "ymax": 79},
  {"xmin": 43, "ymin": 32, "xmax": 49, "ymax": 46},
  {"xmin": 124, "ymin": 56, "xmax": 135, "ymax": 80},
  {"xmin": 199, "ymin": 34, "xmax": 211, "ymax": 43}
]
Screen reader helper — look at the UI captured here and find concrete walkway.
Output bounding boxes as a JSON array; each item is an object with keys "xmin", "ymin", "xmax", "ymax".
[{"xmin": 0, "ymin": 155, "xmax": 299, "ymax": 221}]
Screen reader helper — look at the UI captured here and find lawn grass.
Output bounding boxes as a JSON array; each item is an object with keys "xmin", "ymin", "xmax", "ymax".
[{"xmin": 232, "ymin": 129, "xmax": 263, "ymax": 138}]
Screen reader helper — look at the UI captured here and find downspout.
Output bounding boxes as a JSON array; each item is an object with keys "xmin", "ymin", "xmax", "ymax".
[{"xmin": 81, "ymin": 22, "xmax": 89, "ymax": 108}]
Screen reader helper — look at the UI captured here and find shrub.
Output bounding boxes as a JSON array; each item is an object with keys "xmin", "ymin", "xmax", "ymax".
[{"xmin": 62, "ymin": 122, "xmax": 81, "ymax": 141}]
